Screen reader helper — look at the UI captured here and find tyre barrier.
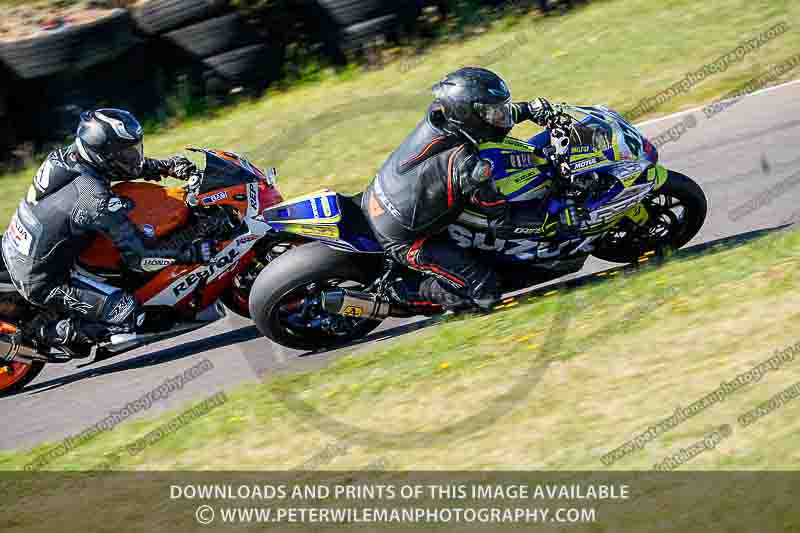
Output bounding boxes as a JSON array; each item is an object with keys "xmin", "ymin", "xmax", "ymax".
[
  {"xmin": 202, "ymin": 43, "xmax": 283, "ymax": 89},
  {"xmin": 162, "ymin": 12, "xmax": 262, "ymax": 59},
  {"xmin": 316, "ymin": 0, "xmax": 401, "ymax": 27},
  {"xmin": 310, "ymin": 0, "xmax": 421, "ymax": 60},
  {"xmin": 0, "ymin": 9, "xmax": 140, "ymax": 80},
  {"xmin": 340, "ymin": 13, "xmax": 402, "ymax": 46},
  {"xmin": 131, "ymin": 0, "xmax": 229, "ymax": 36},
  {"xmin": 9, "ymin": 43, "xmax": 166, "ymax": 145}
]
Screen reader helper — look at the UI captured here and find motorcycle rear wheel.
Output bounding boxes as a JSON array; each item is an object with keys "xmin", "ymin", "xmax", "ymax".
[
  {"xmin": 0, "ymin": 291, "xmax": 45, "ymax": 396},
  {"xmin": 0, "ymin": 360, "xmax": 45, "ymax": 396},
  {"xmin": 591, "ymin": 170, "xmax": 707, "ymax": 264},
  {"xmin": 249, "ymin": 242, "xmax": 383, "ymax": 351}
]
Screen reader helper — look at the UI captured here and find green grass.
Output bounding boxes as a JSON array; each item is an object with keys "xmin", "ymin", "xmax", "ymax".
[
  {"xmin": 1, "ymin": 0, "xmax": 798, "ymax": 226},
  {"xmin": 1, "ymin": 226, "xmax": 799, "ymax": 472},
  {"xmin": 0, "ymin": 0, "xmax": 799, "ymax": 472},
  {"xmin": 0, "ymin": 4, "xmax": 798, "ymax": 529}
]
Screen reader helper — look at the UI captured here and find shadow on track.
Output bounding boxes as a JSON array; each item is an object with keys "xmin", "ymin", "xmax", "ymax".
[
  {"xmin": 296, "ymin": 225, "xmax": 791, "ymax": 358},
  {"xmin": 10, "ymin": 224, "xmax": 790, "ymax": 395},
  {"xmin": 15, "ymin": 326, "xmax": 261, "ymax": 396}
]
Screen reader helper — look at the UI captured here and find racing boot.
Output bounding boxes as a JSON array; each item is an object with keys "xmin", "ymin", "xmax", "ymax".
[
  {"xmin": 36, "ymin": 315, "xmax": 141, "ymax": 359},
  {"xmin": 417, "ymin": 276, "xmax": 498, "ymax": 314},
  {"xmin": 387, "ymin": 277, "xmax": 444, "ymax": 316},
  {"xmin": 36, "ymin": 318, "xmax": 92, "ymax": 358}
]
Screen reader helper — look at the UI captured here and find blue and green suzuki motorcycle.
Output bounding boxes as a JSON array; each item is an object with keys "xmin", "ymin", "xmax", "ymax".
[{"xmin": 245, "ymin": 105, "xmax": 707, "ymax": 351}]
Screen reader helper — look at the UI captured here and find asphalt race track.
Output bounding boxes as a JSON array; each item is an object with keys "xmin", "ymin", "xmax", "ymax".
[{"xmin": 2, "ymin": 82, "xmax": 799, "ymax": 451}]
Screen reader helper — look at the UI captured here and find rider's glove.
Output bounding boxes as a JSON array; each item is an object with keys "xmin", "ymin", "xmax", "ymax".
[
  {"xmin": 141, "ymin": 156, "xmax": 197, "ymax": 182},
  {"xmin": 165, "ymin": 155, "xmax": 197, "ymax": 181},
  {"xmin": 167, "ymin": 156, "xmax": 197, "ymax": 181},
  {"xmin": 179, "ymin": 239, "xmax": 216, "ymax": 264},
  {"xmin": 528, "ymin": 97, "xmax": 555, "ymax": 126}
]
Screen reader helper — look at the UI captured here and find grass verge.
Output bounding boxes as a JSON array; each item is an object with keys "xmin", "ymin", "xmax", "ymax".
[{"xmin": 1, "ymin": 226, "xmax": 798, "ymax": 471}]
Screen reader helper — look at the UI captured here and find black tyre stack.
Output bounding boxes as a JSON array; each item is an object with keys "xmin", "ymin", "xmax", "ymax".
[
  {"xmin": 309, "ymin": 0, "xmax": 422, "ymax": 63},
  {"xmin": 0, "ymin": 9, "xmax": 139, "ymax": 80},
  {"xmin": 130, "ymin": 0, "xmax": 229, "ymax": 35},
  {"xmin": 133, "ymin": 0, "xmax": 284, "ymax": 95},
  {"xmin": 0, "ymin": 9, "xmax": 143, "ymax": 146},
  {"xmin": 0, "ymin": 1, "xmax": 288, "ymax": 152}
]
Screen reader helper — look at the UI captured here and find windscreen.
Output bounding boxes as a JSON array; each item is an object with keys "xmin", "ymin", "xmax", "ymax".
[
  {"xmin": 198, "ymin": 150, "xmax": 261, "ymax": 194},
  {"xmin": 561, "ymin": 106, "xmax": 614, "ymax": 152}
]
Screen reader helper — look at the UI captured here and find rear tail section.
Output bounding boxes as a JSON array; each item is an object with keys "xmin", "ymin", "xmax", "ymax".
[{"xmin": 261, "ymin": 190, "xmax": 382, "ymax": 253}]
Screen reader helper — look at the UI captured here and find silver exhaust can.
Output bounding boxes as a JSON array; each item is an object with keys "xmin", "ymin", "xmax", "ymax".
[
  {"xmin": 0, "ymin": 331, "xmax": 40, "ymax": 365},
  {"xmin": 321, "ymin": 289, "xmax": 392, "ymax": 320}
]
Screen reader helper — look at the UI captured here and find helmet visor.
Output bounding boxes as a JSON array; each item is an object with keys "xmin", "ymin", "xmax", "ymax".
[
  {"xmin": 112, "ymin": 141, "xmax": 144, "ymax": 176},
  {"xmin": 474, "ymin": 101, "xmax": 514, "ymax": 129}
]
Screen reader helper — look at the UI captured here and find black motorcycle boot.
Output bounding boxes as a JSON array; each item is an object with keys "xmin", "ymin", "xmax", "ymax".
[
  {"xmin": 416, "ymin": 277, "xmax": 495, "ymax": 314},
  {"xmin": 387, "ymin": 277, "xmax": 444, "ymax": 316},
  {"xmin": 36, "ymin": 318, "xmax": 92, "ymax": 358},
  {"xmin": 38, "ymin": 318, "xmax": 75, "ymax": 347}
]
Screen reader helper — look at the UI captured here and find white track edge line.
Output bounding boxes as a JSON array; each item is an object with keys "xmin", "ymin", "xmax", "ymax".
[{"xmin": 633, "ymin": 78, "xmax": 800, "ymax": 128}]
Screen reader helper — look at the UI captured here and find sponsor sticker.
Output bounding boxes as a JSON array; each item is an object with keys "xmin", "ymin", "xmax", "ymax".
[
  {"xmin": 8, "ymin": 214, "xmax": 33, "ymax": 256},
  {"xmin": 508, "ymin": 153, "xmax": 534, "ymax": 168},
  {"xmin": 249, "ymin": 183, "xmax": 258, "ymax": 211},
  {"xmin": 342, "ymin": 306, "xmax": 364, "ymax": 317},
  {"xmin": 610, "ymin": 162, "xmax": 644, "ymax": 181},
  {"xmin": 571, "ymin": 145, "xmax": 593, "ymax": 154},
  {"xmin": 201, "ymin": 191, "xmax": 229, "ymax": 205},
  {"xmin": 288, "ymin": 224, "xmax": 340, "ymax": 239},
  {"xmin": 571, "ymin": 157, "xmax": 599, "ymax": 171},
  {"xmin": 142, "ymin": 224, "xmax": 156, "ymax": 239},
  {"xmin": 107, "ymin": 197, "xmax": 126, "ymax": 213},
  {"xmin": 237, "ymin": 235, "xmax": 259, "ymax": 245},
  {"xmin": 171, "ymin": 248, "xmax": 239, "ymax": 298},
  {"xmin": 513, "ymin": 227, "xmax": 538, "ymax": 235},
  {"xmin": 141, "ymin": 257, "xmax": 175, "ymax": 272}
]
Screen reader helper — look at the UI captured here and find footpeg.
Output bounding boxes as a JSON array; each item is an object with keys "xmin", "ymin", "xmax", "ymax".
[{"xmin": 321, "ymin": 289, "xmax": 393, "ymax": 320}]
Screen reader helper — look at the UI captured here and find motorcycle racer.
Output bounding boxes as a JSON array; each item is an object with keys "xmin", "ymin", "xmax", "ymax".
[
  {"xmin": 1, "ymin": 109, "xmax": 213, "ymax": 355},
  {"xmin": 362, "ymin": 67, "xmax": 573, "ymax": 312}
]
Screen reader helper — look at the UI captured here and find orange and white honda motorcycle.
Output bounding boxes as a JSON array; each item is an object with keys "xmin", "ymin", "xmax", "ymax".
[{"xmin": 0, "ymin": 148, "xmax": 290, "ymax": 395}]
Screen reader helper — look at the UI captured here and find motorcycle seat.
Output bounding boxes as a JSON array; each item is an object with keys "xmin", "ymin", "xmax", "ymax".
[{"xmin": 336, "ymin": 192, "xmax": 382, "ymax": 249}]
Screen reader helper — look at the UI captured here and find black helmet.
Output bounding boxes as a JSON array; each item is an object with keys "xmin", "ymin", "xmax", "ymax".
[
  {"xmin": 75, "ymin": 109, "xmax": 144, "ymax": 179},
  {"xmin": 431, "ymin": 67, "xmax": 514, "ymax": 142}
]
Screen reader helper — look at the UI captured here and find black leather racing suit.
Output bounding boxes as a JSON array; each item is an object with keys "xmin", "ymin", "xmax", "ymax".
[
  {"xmin": 362, "ymin": 103, "xmax": 539, "ymax": 311},
  {"xmin": 1, "ymin": 145, "xmax": 190, "ymax": 340}
]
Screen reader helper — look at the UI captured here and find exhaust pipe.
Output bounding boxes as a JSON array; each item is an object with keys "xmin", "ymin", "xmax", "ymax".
[
  {"xmin": 0, "ymin": 326, "xmax": 43, "ymax": 365},
  {"xmin": 321, "ymin": 289, "xmax": 396, "ymax": 320}
]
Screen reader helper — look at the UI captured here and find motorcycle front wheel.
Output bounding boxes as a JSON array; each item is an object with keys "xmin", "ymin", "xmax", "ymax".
[{"xmin": 590, "ymin": 170, "xmax": 707, "ymax": 264}]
